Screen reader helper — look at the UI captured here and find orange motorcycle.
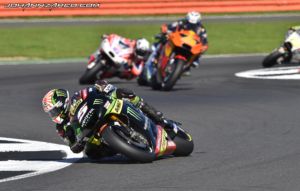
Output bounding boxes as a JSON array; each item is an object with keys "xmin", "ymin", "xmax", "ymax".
[{"xmin": 151, "ymin": 29, "xmax": 204, "ymax": 91}]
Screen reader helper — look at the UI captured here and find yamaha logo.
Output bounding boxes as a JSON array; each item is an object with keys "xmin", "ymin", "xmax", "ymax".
[{"xmin": 0, "ymin": 137, "xmax": 83, "ymax": 183}]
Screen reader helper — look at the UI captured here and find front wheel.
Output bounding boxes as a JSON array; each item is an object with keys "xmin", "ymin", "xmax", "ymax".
[
  {"xmin": 102, "ymin": 125, "xmax": 155, "ymax": 163},
  {"xmin": 161, "ymin": 59, "xmax": 185, "ymax": 91},
  {"xmin": 79, "ymin": 62, "xmax": 103, "ymax": 84},
  {"xmin": 262, "ymin": 51, "xmax": 284, "ymax": 68}
]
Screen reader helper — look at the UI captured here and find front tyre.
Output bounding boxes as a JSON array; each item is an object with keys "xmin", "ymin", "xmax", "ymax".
[
  {"xmin": 79, "ymin": 62, "xmax": 102, "ymax": 85},
  {"xmin": 102, "ymin": 125, "xmax": 155, "ymax": 163},
  {"xmin": 262, "ymin": 51, "xmax": 284, "ymax": 68},
  {"xmin": 161, "ymin": 59, "xmax": 185, "ymax": 91}
]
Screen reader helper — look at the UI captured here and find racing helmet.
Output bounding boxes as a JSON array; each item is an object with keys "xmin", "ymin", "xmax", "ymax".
[
  {"xmin": 135, "ymin": 38, "xmax": 150, "ymax": 59},
  {"xmin": 42, "ymin": 89, "xmax": 70, "ymax": 124},
  {"xmin": 186, "ymin": 11, "xmax": 202, "ymax": 25}
]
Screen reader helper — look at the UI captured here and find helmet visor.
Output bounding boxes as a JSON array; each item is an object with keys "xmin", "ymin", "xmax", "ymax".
[
  {"xmin": 48, "ymin": 107, "xmax": 64, "ymax": 124},
  {"xmin": 136, "ymin": 49, "xmax": 147, "ymax": 57}
]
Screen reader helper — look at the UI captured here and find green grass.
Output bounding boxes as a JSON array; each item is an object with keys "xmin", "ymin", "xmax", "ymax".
[{"xmin": 0, "ymin": 20, "xmax": 298, "ymax": 59}]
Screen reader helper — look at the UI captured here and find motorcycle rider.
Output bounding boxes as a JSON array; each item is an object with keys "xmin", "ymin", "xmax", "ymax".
[
  {"xmin": 159, "ymin": 11, "xmax": 209, "ymax": 70},
  {"xmin": 287, "ymin": 25, "xmax": 300, "ymax": 36},
  {"xmin": 91, "ymin": 34, "xmax": 151, "ymax": 80},
  {"xmin": 42, "ymin": 80, "xmax": 179, "ymax": 159},
  {"xmin": 282, "ymin": 25, "xmax": 300, "ymax": 63}
]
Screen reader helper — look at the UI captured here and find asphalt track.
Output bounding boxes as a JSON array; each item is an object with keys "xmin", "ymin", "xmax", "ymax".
[{"xmin": 2, "ymin": 55, "xmax": 300, "ymax": 191}]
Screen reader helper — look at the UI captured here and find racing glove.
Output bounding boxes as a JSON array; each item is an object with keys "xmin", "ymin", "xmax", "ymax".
[{"xmin": 56, "ymin": 123, "xmax": 76, "ymax": 146}]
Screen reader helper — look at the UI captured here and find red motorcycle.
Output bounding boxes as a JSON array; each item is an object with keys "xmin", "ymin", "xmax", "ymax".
[{"xmin": 79, "ymin": 34, "xmax": 139, "ymax": 84}]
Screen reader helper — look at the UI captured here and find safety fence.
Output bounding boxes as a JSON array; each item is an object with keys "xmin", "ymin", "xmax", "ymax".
[{"xmin": 0, "ymin": 0, "xmax": 299, "ymax": 17}]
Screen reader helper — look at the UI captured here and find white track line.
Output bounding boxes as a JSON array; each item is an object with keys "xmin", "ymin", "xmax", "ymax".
[{"xmin": 0, "ymin": 137, "xmax": 84, "ymax": 183}]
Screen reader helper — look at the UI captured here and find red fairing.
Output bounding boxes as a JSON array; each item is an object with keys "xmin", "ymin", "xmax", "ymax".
[
  {"xmin": 88, "ymin": 55, "xmax": 95, "ymax": 64},
  {"xmin": 154, "ymin": 125, "xmax": 176, "ymax": 157}
]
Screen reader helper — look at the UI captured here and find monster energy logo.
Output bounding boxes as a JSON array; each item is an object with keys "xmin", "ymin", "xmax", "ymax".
[
  {"xmin": 56, "ymin": 90, "xmax": 66, "ymax": 97},
  {"xmin": 127, "ymin": 107, "xmax": 142, "ymax": 121},
  {"xmin": 93, "ymin": 99, "xmax": 103, "ymax": 105}
]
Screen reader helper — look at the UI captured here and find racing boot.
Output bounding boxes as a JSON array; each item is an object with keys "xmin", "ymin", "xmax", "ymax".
[
  {"xmin": 139, "ymin": 101, "xmax": 181, "ymax": 138},
  {"xmin": 139, "ymin": 101, "xmax": 164, "ymax": 124},
  {"xmin": 161, "ymin": 118, "xmax": 182, "ymax": 139}
]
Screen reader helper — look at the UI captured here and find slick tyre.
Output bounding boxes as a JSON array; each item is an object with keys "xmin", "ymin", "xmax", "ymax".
[
  {"xmin": 172, "ymin": 131, "xmax": 194, "ymax": 156},
  {"xmin": 161, "ymin": 59, "xmax": 185, "ymax": 91},
  {"xmin": 262, "ymin": 51, "xmax": 283, "ymax": 68},
  {"xmin": 137, "ymin": 74, "xmax": 148, "ymax": 86},
  {"xmin": 79, "ymin": 63, "xmax": 102, "ymax": 84},
  {"xmin": 151, "ymin": 74, "xmax": 162, "ymax": 90},
  {"xmin": 102, "ymin": 126, "xmax": 155, "ymax": 163}
]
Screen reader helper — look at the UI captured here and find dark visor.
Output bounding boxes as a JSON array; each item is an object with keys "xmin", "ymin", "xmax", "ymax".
[
  {"xmin": 48, "ymin": 106, "xmax": 62, "ymax": 118},
  {"xmin": 136, "ymin": 49, "xmax": 147, "ymax": 56}
]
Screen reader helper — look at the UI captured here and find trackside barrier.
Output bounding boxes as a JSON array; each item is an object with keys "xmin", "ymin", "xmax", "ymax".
[{"xmin": 0, "ymin": 0, "xmax": 300, "ymax": 17}]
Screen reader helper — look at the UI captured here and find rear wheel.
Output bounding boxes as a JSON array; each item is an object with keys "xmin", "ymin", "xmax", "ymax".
[
  {"xmin": 102, "ymin": 125, "xmax": 155, "ymax": 163},
  {"xmin": 137, "ymin": 69, "xmax": 148, "ymax": 86},
  {"xmin": 262, "ymin": 51, "xmax": 284, "ymax": 68},
  {"xmin": 151, "ymin": 72, "xmax": 162, "ymax": 90}
]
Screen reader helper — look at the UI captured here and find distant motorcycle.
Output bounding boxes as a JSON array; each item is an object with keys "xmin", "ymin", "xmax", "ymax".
[
  {"xmin": 150, "ymin": 29, "xmax": 204, "ymax": 91},
  {"xmin": 262, "ymin": 30, "xmax": 300, "ymax": 68},
  {"xmin": 137, "ymin": 45, "xmax": 157, "ymax": 86},
  {"xmin": 79, "ymin": 34, "xmax": 135, "ymax": 84}
]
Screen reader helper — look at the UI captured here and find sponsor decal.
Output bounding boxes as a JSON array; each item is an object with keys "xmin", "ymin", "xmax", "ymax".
[
  {"xmin": 235, "ymin": 66, "xmax": 300, "ymax": 80},
  {"xmin": 103, "ymin": 84, "xmax": 114, "ymax": 93},
  {"xmin": 81, "ymin": 109, "xmax": 95, "ymax": 127},
  {"xmin": 111, "ymin": 99, "xmax": 123, "ymax": 114},
  {"xmin": 126, "ymin": 107, "xmax": 142, "ymax": 121},
  {"xmin": 104, "ymin": 101, "xmax": 111, "ymax": 109},
  {"xmin": 93, "ymin": 99, "xmax": 103, "ymax": 105},
  {"xmin": 0, "ymin": 137, "xmax": 83, "ymax": 183},
  {"xmin": 70, "ymin": 98, "xmax": 83, "ymax": 116},
  {"xmin": 77, "ymin": 103, "xmax": 88, "ymax": 123}
]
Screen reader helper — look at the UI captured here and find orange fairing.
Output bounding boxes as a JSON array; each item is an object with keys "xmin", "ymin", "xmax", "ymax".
[{"xmin": 168, "ymin": 29, "xmax": 203, "ymax": 55}]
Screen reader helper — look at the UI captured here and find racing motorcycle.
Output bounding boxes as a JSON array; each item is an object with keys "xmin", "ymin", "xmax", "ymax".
[
  {"xmin": 79, "ymin": 34, "xmax": 135, "ymax": 84},
  {"xmin": 262, "ymin": 30, "xmax": 300, "ymax": 67},
  {"xmin": 137, "ymin": 45, "xmax": 157, "ymax": 86},
  {"xmin": 71, "ymin": 92, "xmax": 194, "ymax": 163},
  {"xmin": 150, "ymin": 29, "xmax": 204, "ymax": 91}
]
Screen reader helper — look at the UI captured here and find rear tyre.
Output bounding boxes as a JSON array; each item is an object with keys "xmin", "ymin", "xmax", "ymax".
[
  {"xmin": 137, "ymin": 77, "xmax": 148, "ymax": 86},
  {"xmin": 79, "ymin": 62, "xmax": 102, "ymax": 85},
  {"xmin": 262, "ymin": 51, "xmax": 284, "ymax": 68},
  {"xmin": 172, "ymin": 130, "xmax": 194, "ymax": 156},
  {"xmin": 102, "ymin": 126, "xmax": 155, "ymax": 163},
  {"xmin": 151, "ymin": 72, "xmax": 162, "ymax": 90},
  {"xmin": 137, "ymin": 69, "xmax": 148, "ymax": 86}
]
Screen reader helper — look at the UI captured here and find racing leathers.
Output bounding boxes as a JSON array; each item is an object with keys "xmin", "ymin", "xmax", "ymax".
[
  {"xmin": 160, "ymin": 19, "xmax": 209, "ymax": 67},
  {"xmin": 56, "ymin": 81, "xmax": 175, "ymax": 159}
]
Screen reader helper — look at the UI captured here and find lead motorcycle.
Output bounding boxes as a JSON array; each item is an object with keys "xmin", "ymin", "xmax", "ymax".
[
  {"xmin": 79, "ymin": 34, "xmax": 135, "ymax": 84},
  {"xmin": 262, "ymin": 30, "xmax": 300, "ymax": 68},
  {"xmin": 150, "ymin": 29, "xmax": 204, "ymax": 91},
  {"xmin": 71, "ymin": 91, "xmax": 194, "ymax": 163}
]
